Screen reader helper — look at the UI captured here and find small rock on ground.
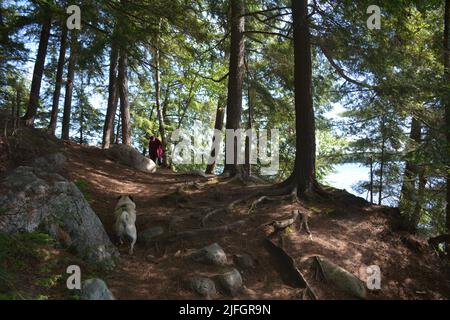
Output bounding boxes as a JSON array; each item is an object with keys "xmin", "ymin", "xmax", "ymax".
[
  {"xmin": 215, "ymin": 268, "xmax": 243, "ymax": 296},
  {"xmin": 81, "ymin": 278, "xmax": 115, "ymax": 300},
  {"xmin": 190, "ymin": 277, "xmax": 216, "ymax": 299},
  {"xmin": 191, "ymin": 243, "xmax": 228, "ymax": 266}
]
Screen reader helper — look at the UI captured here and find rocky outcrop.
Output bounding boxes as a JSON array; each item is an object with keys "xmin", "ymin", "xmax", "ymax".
[
  {"xmin": 105, "ymin": 144, "xmax": 157, "ymax": 173},
  {"xmin": 30, "ymin": 153, "xmax": 66, "ymax": 173},
  {"xmin": 0, "ymin": 166, "xmax": 119, "ymax": 268}
]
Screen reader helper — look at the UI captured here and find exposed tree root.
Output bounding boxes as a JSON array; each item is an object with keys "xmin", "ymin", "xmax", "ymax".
[
  {"xmin": 157, "ymin": 219, "xmax": 249, "ymax": 244},
  {"xmin": 200, "ymin": 207, "xmax": 227, "ymax": 227},
  {"xmin": 298, "ymin": 211, "xmax": 313, "ymax": 240},
  {"xmin": 247, "ymin": 190, "xmax": 298, "ymax": 214},
  {"xmin": 264, "ymin": 237, "xmax": 318, "ymax": 300},
  {"xmin": 313, "ymin": 256, "xmax": 326, "ymax": 282}
]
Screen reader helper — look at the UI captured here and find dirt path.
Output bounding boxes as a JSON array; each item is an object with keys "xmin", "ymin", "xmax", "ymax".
[{"xmin": 62, "ymin": 143, "xmax": 450, "ymax": 300}]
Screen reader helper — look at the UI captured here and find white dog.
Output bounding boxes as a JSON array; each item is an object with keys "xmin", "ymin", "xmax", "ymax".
[{"xmin": 114, "ymin": 195, "xmax": 137, "ymax": 255}]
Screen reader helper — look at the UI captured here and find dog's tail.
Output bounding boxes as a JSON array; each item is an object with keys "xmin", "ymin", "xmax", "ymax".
[{"xmin": 120, "ymin": 210, "xmax": 132, "ymax": 227}]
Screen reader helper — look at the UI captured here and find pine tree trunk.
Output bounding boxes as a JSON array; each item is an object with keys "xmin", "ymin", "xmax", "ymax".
[
  {"xmin": 290, "ymin": 0, "xmax": 316, "ymax": 195},
  {"xmin": 118, "ymin": 48, "xmax": 131, "ymax": 146},
  {"xmin": 370, "ymin": 155, "xmax": 374, "ymax": 204},
  {"xmin": 49, "ymin": 25, "xmax": 68, "ymax": 136},
  {"xmin": 11, "ymin": 92, "xmax": 16, "ymax": 118},
  {"xmin": 22, "ymin": 15, "xmax": 52, "ymax": 126},
  {"xmin": 152, "ymin": 40, "xmax": 168, "ymax": 166},
  {"xmin": 111, "ymin": 86, "xmax": 119, "ymax": 144},
  {"xmin": 378, "ymin": 141, "xmax": 385, "ymax": 206},
  {"xmin": 444, "ymin": 0, "xmax": 450, "ymax": 235},
  {"xmin": 61, "ymin": 32, "xmax": 78, "ymax": 141},
  {"xmin": 400, "ymin": 118, "xmax": 422, "ymax": 231},
  {"xmin": 115, "ymin": 112, "xmax": 121, "ymax": 144},
  {"xmin": 245, "ymin": 78, "xmax": 255, "ymax": 177},
  {"xmin": 205, "ymin": 95, "xmax": 226, "ymax": 174},
  {"xmin": 223, "ymin": 0, "xmax": 245, "ymax": 176},
  {"xmin": 16, "ymin": 86, "xmax": 21, "ymax": 118},
  {"xmin": 102, "ymin": 39, "xmax": 119, "ymax": 149},
  {"xmin": 410, "ymin": 169, "xmax": 427, "ymax": 231},
  {"xmin": 79, "ymin": 94, "xmax": 84, "ymax": 145}
]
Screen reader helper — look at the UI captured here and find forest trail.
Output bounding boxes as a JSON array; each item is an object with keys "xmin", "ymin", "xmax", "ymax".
[{"xmin": 58, "ymin": 142, "xmax": 449, "ymax": 300}]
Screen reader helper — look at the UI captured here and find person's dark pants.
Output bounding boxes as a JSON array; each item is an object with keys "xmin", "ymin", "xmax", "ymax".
[{"xmin": 150, "ymin": 154, "xmax": 162, "ymax": 166}]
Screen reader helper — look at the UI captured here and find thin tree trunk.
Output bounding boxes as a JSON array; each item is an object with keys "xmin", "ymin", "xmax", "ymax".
[
  {"xmin": 61, "ymin": 32, "xmax": 78, "ymax": 141},
  {"xmin": 49, "ymin": 25, "xmax": 68, "ymax": 136},
  {"xmin": 110, "ymin": 86, "xmax": 119, "ymax": 145},
  {"xmin": 22, "ymin": 14, "xmax": 52, "ymax": 126},
  {"xmin": 370, "ymin": 155, "xmax": 374, "ymax": 204},
  {"xmin": 245, "ymin": 76, "xmax": 255, "ymax": 177},
  {"xmin": 206, "ymin": 95, "xmax": 226, "ymax": 174},
  {"xmin": 410, "ymin": 169, "xmax": 427, "ymax": 232},
  {"xmin": 11, "ymin": 92, "xmax": 15, "ymax": 118},
  {"xmin": 118, "ymin": 48, "xmax": 131, "ymax": 146},
  {"xmin": 444, "ymin": 0, "xmax": 450, "ymax": 235},
  {"xmin": 378, "ymin": 115, "xmax": 387, "ymax": 206},
  {"xmin": 79, "ymin": 91, "xmax": 83, "ymax": 145},
  {"xmin": 223, "ymin": 0, "xmax": 245, "ymax": 176},
  {"xmin": 102, "ymin": 39, "xmax": 120, "ymax": 149},
  {"xmin": 16, "ymin": 87, "xmax": 21, "ymax": 118},
  {"xmin": 152, "ymin": 34, "xmax": 168, "ymax": 166},
  {"xmin": 378, "ymin": 144, "xmax": 385, "ymax": 206},
  {"xmin": 290, "ymin": 0, "xmax": 316, "ymax": 195}
]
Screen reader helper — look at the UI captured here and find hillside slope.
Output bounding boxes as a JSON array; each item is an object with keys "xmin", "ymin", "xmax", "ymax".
[{"xmin": 1, "ymin": 127, "xmax": 449, "ymax": 300}]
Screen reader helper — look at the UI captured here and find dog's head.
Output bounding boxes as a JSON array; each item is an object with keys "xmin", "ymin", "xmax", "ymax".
[{"xmin": 115, "ymin": 195, "xmax": 136, "ymax": 209}]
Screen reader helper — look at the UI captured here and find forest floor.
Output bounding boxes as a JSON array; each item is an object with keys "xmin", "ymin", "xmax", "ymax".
[
  {"xmin": 1, "ymin": 126, "xmax": 449, "ymax": 300},
  {"xmin": 63, "ymin": 142, "xmax": 449, "ymax": 300}
]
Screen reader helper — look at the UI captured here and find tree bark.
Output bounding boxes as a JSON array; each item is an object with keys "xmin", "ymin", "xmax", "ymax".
[
  {"xmin": 400, "ymin": 118, "xmax": 422, "ymax": 231},
  {"xmin": 245, "ymin": 76, "xmax": 255, "ymax": 177},
  {"xmin": 102, "ymin": 39, "xmax": 120, "ymax": 149},
  {"xmin": 79, "ymin": 89, "xmax": 84, "ymax": 144},
  {"xmin": 61, "ymin": 32, "xmax": 78, "ymax": 141},
  {"xmin": 152, "ymin": 34, "xmax": 168, "ymax": 166},
  {"xmin": 369, "ymin": 155, "xmax": 374, "ymax": 204},
  {"xmin": 410, "ymin": 169, "xmax": 427, "ymax": 231},
  {"xmin": 22, "ymin": 14, "xmax": 52, "ymax": 126},
  {"xmin": 115, "ymin": 112, "xmax": 121, "ymax": 144},
  {"xmin": 118, "ymin": 48, "xmax": 131, "ymax": 146},
  {"xmin": 289, "ymin": 0, "xmax": 316, "ymax": 196},
  {"xmin": 205, "ymin": 95, "xmax": 226, "ymax": 174},
  {"xmin": 223, "ymin": 0, "xmax": 245, "ymax": 176},
  {"xmin": 49, "ymin": 25, "xmax": 68, "ymax": 136},
  {"xmin": 378, "ymin": 115, "xmax": 387, "ymax": 206},
  {"xmin": 378, "ymin": 140, "xmax": 385, "ymax": 206}
]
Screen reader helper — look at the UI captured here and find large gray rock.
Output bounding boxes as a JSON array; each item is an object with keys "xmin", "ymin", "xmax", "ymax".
[
  {"xmin": 81, "ymin": 278, "xmax": 115, "ymax": 300},
  {"xmin": 315, "ymin": 257, "xmax": 367, "ymax": 299},
  {"xmin": 30, "ymin": 153, "xmax": 66, "ymax": 173},
  {"xmin": 105, "ymin": 144, "xmax": 157, "ymax": 173},
  {"xmin": 190, "ymin": 277, "xmax": 216, "ymax": 300},
  {"xmin": 0, "ymin": 166, "xmax": 118, "ymax": 267},
  {"xmin": 191, "ymin": 243, "xmax": 228, "ymax": 266},
  {"xmin": 215, "ymin": 268, "xmax": 243, "ymax": 296},
  {"xmin": 140, "ymin": 226, "xmax": 165, "ymax": 245}
]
